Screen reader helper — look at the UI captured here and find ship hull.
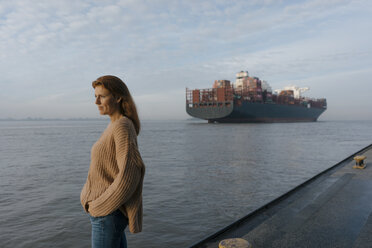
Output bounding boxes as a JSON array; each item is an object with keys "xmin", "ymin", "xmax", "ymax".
[{"xmin": 186, "ymin": 101, "xmax": 326, "ymax": 123}]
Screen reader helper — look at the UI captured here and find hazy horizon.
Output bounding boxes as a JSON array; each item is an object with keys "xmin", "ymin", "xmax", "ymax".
[
  {"xmin": 1, "ymin": 116, "xmax": 372, "ymax": 122},
  {"xmin": 1, "ymin": 1, "xmax": 372, "ymax": 121}
]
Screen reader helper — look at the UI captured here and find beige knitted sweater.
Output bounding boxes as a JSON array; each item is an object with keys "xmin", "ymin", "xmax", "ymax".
[{"xmin": 80, "ymin": 116, "xmax": 145, "ymax": 233}]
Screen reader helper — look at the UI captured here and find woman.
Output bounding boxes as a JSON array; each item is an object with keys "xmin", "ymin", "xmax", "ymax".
[{"xmin": 80, "ymin": 75, "xmax": 145, "ymax": 248}]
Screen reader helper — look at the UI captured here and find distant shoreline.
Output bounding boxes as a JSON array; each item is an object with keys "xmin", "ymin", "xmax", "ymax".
[
  {"xmin": 0, "ymin": 118, "xmax": 370, "ymax": 122},
  {"xmin": 0, "ymin": 118, "xmax": 192, "ymax": 122},
  {"xmin": 0, "ymin": 118, "xmax": 106, "ymax": 121}
]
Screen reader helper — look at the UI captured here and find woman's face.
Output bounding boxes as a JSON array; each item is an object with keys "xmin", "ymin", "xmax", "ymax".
[{"xmin": 94, "ymin": 85, "xmax": 120, "ymax": 116}]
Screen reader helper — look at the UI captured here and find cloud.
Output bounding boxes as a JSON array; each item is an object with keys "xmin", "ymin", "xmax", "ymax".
[
  {"xmin": 198, "ymin": 21, "xmax": 372, "ymax": 86},
  {"xmin": 0, "ymin": 0, "xmax": 371, "ymax": 119}
]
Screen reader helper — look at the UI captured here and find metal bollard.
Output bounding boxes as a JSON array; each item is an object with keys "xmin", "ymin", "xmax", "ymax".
[
  {"xmin": 353, "ymin": 155, "xmax": 367, "ymax": 169},
  {"xmin": 219, "ymin": 238, "xmax": 252, "ymax": 248}
]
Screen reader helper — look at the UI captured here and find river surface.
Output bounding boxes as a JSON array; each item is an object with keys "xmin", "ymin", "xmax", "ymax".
[{"xmin": 0, "ymin": 119, "xmax": 371, "ymax": 247}]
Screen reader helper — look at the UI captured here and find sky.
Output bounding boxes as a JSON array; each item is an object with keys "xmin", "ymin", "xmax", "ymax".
[{"xmin": 0, "ymin": 0, "xmax": 371, "ymax": 120}]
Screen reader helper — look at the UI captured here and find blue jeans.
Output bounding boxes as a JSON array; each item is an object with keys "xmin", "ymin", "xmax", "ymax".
[{"xmin": 89, "ymin": 209, "xmax": 128, "ymax": 248}]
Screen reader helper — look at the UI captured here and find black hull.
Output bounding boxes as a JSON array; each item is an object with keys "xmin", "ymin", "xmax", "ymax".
[{"xmin": 186, "ymin": 101, "xmax": 326, "ymax": 123}]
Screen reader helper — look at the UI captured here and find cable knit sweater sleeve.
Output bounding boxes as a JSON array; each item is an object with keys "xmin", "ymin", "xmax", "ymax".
[{"xmin": 88, "ymin": 119, "xmax": 141, "ymax": 217}]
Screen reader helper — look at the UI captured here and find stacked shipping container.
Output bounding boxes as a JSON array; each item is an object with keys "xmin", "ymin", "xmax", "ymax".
[{"xmin": 186, "ymin": 72, "xmax": 326, "ymax": 109}]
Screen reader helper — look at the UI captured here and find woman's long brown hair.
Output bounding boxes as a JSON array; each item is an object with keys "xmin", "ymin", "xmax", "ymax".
[{"xmin": 92, "ymin": 75, "xmax": 140, "ymax": 135}]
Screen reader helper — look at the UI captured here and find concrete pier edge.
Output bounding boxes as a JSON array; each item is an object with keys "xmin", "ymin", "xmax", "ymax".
[{"xmin": 189, "ymin": 143, "xmax": 372, "ymax": 248}]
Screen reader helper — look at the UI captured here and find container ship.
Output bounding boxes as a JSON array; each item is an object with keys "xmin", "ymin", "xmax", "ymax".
[{"xmin": 186, "ymin": 71, "xmax": 327, "ymax": 123}]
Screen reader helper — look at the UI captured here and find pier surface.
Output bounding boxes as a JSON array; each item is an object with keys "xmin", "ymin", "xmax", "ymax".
[{"xmin": 191, "ymin": 145, "xmax": 372, "ymax": 248}]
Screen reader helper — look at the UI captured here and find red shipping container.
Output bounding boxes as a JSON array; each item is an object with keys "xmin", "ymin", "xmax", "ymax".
[
  {"xmin": 217, "ymin": 88, "xmax": 225, "ymax": 102},
  {"xmin": 192, "ymin": 90, "xmax": 200, "ymax": 103}
]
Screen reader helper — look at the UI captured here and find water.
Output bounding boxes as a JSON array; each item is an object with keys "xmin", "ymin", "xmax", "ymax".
[{"xmin": 0, "ymin": 119, "xmax": 371, "ymax": 248}]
